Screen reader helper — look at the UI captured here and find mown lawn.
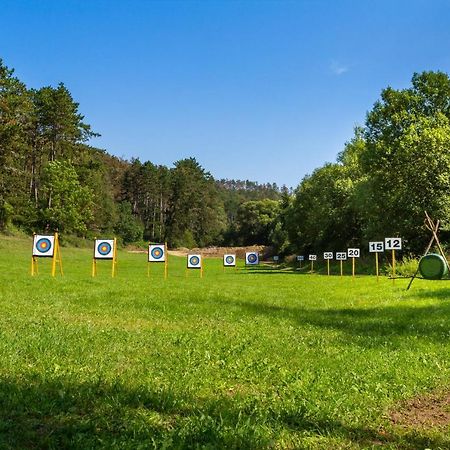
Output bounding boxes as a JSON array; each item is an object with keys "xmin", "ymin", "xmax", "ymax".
[{"xmin": 0, "ymin": 236, "xmax": 449, "ymax": 449}]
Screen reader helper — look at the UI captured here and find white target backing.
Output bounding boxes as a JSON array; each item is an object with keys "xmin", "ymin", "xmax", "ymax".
[
  {"xmin": 33, "ymin": 235, "xmax": 55, "ymax": 257},
  {"xmin": 245, "ymin": 252, "xmax": 259, "ymax": 265},
  {"xmin": 187, "ymin": 254, "xmax": 202, "ymax": 269},
  {"xmin": 94, "ymin": 239, "xmax": 115, "ymax": 259},
  {"xmin": 148, "ymin": 244, "xmax": 166, "ymax": 262},
  {"xmin": 223, "ymin": 254, "xmax": 236, "ymax": 267}
]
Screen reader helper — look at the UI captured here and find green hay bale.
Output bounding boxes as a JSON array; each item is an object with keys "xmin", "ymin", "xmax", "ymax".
[{"xmin": 418, "ymin": 253, "xmax": 449, "ymax": 280}]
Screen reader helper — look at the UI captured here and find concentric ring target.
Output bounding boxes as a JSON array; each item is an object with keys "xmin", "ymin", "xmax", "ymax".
[
  {"xmin": 225, "ymin": 255, "xmax": 234, "ymax": 264},
  {"xmin": 189, "ymin": 255, "xmax": 200, "ymax": 266},
  {"xmin": 247, "ymin": 253, "xmax": 257, "ymax": 264},
  {"xmin": 98, "ymin": 242, "xmax": 112, "ymax": 256},
  {"xmin": 36, "ymin": 238, "xmax": 52, "ymax": 253},
  {"xmin": 151, "ymin": 247, "xmax": 163, "ymax": 259}
]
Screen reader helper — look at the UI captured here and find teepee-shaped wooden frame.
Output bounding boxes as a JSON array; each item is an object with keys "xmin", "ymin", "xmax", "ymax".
[{"xmin": 406, "ymin": 211, "xmax": 450, "ymax": 290}]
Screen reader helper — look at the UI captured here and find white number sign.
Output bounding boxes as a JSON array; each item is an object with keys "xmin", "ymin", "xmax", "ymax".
[
  {"xmin": 369, "ymin": 241, "xmax": 384, "ymax": 253},
  {"xmin": 297, "ymin": 255, "xmax": 304, "ymax": 261},
  {"xmin": 336, "ymin": 252, "xmax": 347, "ymax": 261},
  {"xmin": 347, "ymin": 248, "xmax": 360, "ymax": 258},
  {"xmin": 323, "ymin": 252, "xmax": 333, "ymax": 259},
  {"xmin": 309, "ymin": 254, "xmax": 317, "ymax": 261},
  {"xmin": 385, "ymin": 238, "xmax": 402, "ymax": 250},
  {"xmin": 273, "ymin": 256, "xmax": 279, "ymax": 262}
]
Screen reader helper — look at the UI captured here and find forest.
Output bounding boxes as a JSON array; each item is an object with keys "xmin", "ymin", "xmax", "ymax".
[{"xmin": 2, "ymin": 58, "xmax": 450, "ymax": 254}]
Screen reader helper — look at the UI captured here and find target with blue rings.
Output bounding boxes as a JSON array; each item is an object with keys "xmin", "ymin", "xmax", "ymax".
[
  {"xmin": 223, "ymin": 254, "xmax": 236, "ymax": 267},
  {"xmin": 94, "ymin": 239, "xmax": 115, "ymax": 259},
  {"xmin": 33, "ymin": 234, "xmax": 55, "ymax": 257},
  {"xmin": 187, "ymin": 254, "xmax": 201, "ymax": 269},
  {"xmin": 148, "ymin": 244, "xmax": 166, "ymax": 262},
  {"xmin": 245, "ymin": 252, "xmax": 259, "ymax": 265}
]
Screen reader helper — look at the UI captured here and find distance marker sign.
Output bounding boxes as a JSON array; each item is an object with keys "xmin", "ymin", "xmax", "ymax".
[
  {"xmin": 385, "ymin": 238, "xmax": 402, "ymax": 250},
  {"xmin": 323, "ymin": 252, "xmax": 333, "ymax": 259},
  {"xmin": 335, "ymin": 252, "xmax": 347, "ymax": 260},
  {"xmin": 297, "ymin": 255, "xmax": 304, "ymax": 261},
  {"xmin": 347, "ymin": 248, "xmax": 360, "ymax": 258},
  {"xmin": 245, "ymin": 252, "xmax": 259, "ymax": 265},
  {"xmin": 309, "ymin": 255, "xmax": 317, "ymax": 261},
  {"xmin": 148, "ymin": 244, "xmax": 166, "ymax": 262},
  {"xmin": 369, "ymin": 242, "xmax": 384, "ymax": 252},
  {"xmin": 33, "ymin": 235, "xmax": 55, "ymax": 257},
  {"xmin": 223, "ymin": 254, "xmax": 236, "ymax": 267},
  {"xmin": 94, "ymin": 239, "xmax": 115, "ymax": 259}
]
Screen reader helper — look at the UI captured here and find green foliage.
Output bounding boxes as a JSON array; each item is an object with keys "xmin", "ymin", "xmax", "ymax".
[
  {"xmin": 39, "ymin": 160, "xmax": 94, "ymax": 234},
  {"xmin": 114, "ymin": 201, "xmax": 144, "ymax": 245}
]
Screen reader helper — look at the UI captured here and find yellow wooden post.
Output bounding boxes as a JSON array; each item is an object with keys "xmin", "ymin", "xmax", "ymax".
[
  {"xmin": 56, "ymin": 233, "xmax": 63, "ymax": 276},
  {"xmin": 51, "ymin": 233, "xmax": 58, "ymax": 277},
  {"xmin": 164, "ymin": 242, "xmax": 168, "ymax": 279},
  {"xmin": 200, "ymin": 257, "xmax": 203, "ymax": 278},
  {"xmin": 340, "ymin": 260, "xmax": 343, "ymax": 277},
  {"xmin": 112, "ymin": 238, "xmax": 117, "ymax": 277},
  {"xmin": 352, "ymin": 257, "xmax": 355, "ymax": 278},
  {"xmin": 375, "ymin": 252, "xmax": 379, "ymax": 282},
  {"xmin": 327, "ymin": 259, "xmax": 330, "ymax": 276},
  {"xmin": 311, "ymin": 260, "xmax": 314, "ymax": 273},
  {"xmin": 392, "ymin": 249, "xmax": 396, "ymax": 284},
  {"xmin": 31, "ymin": 233, "xmax": 35, "ymax": 276}
]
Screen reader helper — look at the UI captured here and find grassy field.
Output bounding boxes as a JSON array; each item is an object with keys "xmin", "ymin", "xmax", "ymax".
[{"xmin": 0, "ymin": 236, "xmax": 449, "ymax": 449}]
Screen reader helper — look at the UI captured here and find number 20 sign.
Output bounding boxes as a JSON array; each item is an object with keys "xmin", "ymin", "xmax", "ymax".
[{"xmin": 385, "ymin": 238, "xmax": 402, "ymax": 250}]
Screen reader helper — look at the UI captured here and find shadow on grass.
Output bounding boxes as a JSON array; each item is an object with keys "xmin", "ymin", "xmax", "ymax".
[
  {"xmin": 0, "ymin": 376, "xmax": 447, "ymax": 449},
  {"xmin": 227, "ymin": 298, "xmax": 450, "ymax": 346}
]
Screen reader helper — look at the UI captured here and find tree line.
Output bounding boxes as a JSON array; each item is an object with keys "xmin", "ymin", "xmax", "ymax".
[
  {"xmin": 0, "ymin": 59, "xmax": 283, "ymax": 247},
  {"xmin": 2, "ymin": 58, "xmax": 450, "ymax": 254}
]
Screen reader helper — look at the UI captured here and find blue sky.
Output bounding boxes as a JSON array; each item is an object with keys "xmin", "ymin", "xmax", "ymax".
[{"xmin": 2, "ymin": 0, "xmax": 450, "ymax": 187}]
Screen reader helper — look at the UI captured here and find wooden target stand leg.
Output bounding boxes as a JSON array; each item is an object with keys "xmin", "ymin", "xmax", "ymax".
[
  {"xmin": 51, "ymin": 233, "xmax": 63, "ymax": 277},
  {"xmin": 407, "ymin": 212, "xmax": 449, "ymax": 290},
  {"xmin": 31, "ymin": 256, "xmax": 38, "ymax": 276}
]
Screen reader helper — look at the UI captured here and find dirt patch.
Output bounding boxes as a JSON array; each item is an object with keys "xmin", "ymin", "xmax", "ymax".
[
  {"xmin": 170, "ymin": 245, "xmax": 270, "ymax": 259},
  {"xmin": 390, "ymin": 390, "xmax": 450, "ymax": 430}
]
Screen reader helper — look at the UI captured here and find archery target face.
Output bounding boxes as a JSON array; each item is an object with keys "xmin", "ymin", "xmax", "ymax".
[
  {"xmin": 187, "ymin": 254, "xmax": 202, "ymax": 269},
  {"xmin": 245, "ymin": 252, "xmax": 259, "ymax": 265},
  {"xmin": 148, "ymin": 244, "xmax": 166, "ymax": 262},
  {"xmin": 94, "ymin": 239, "xmax": 115, "ymax": 259},
  {"xmin": 223, "ymin": 254, "xmax": 236, "ymax": 267},
  {"xmin": 33, "ymin": 235, "xmax": 55, "ymax": 257}
]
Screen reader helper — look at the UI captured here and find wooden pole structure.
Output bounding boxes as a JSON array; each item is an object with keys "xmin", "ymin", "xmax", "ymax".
[
  {"xmin": 164, "ymin": 242, "xmax": 168, "ymax": 279},
  {"xmin": 31, "ymin": 233, "xmax": 36, "ymax": 276},
  {"xmin": 311, "ymin": 260, "xmax": 314, "ymax": 273},
  {"xmin": 352, "ymin": 257, "xmax": 355, "ymax": 278},
  {"xmin": 340, "ymin": 260, "xmax": 343, "ymax": 277},
  {"xmin": 327, "ymin": 259, "xmax": 330, "ymax": 276},
  {"xmin": 112, "ymin": 238, "xmax": 117, "ymax": 277},
  {"xmin": 391, "ymin": 249, "xmax": 396, "ymax": 284},
  {"xmin": 375, "ymin": 252, "xmax": 379, "ymax": 282}
]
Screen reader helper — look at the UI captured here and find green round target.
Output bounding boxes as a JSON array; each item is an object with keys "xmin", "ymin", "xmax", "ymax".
[{"xmin": 418, "ymin": 253, "xmax": 448, "ymax": 280}]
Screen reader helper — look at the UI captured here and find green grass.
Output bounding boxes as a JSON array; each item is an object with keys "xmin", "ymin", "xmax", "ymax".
[{"xmin": 0, "ymin": 236, "xmax": 449, "ymax": 449}]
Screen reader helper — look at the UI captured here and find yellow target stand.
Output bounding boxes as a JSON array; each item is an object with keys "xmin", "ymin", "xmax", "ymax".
[
  {"xmin": 31, "ymin": 232, "xmax": 63, "ymax": 277},
  {"xmin": 148, "ymin": 242, "xmax": 168, "ymax": 280},
  {"xmin": 186, "ymin": 254, "xmax": 203, "ymax": 278},
  {"xmin": 92, "ymin": 237, "xmax": 117, "ymax": 277}
]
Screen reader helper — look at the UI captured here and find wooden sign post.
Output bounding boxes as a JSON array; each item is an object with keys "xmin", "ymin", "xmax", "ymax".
[
  {"xmin": 309, "ymin": 254, "xmax": 317, "ymax": 273},
  {"xmin": 369, "ymin": 241, "xmax": 384, "ymax": 281},
  {"xmin": 347, "ymin": 248, "xmax": 360, "ymax": 278},
  {"xmin": 336, "ymin": 252, "xmax": 347, "ymax": 276},
  {"xmin": 323, "ymin": 252, "xmax": 333, "ymax": 275},
  {"xmin": 148, "ymin": 243, "xmax": 168, "ymax": 279},
  {"xmin": 385, "ymin": 238, "xmax": 402, "ymax": 283}
]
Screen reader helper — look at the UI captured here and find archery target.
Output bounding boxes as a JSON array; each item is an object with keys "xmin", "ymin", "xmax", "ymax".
[
  {"xmin": 223, "ymin": 254, "xmax": 236, "ymax": 267},
  {"xmin": 245, "ymin": 252, "xmax": 259, "ymax": 265},
  {"xmin": 33, "ymin": 234, "xmax": 55, "ymax": 257},
  {"xmin": 187, "ymin": 254, "xmax": 202, "ymax": 269},
  {"xmin": 94, "ymin": 239, "xmax": 115, "ymax": 259},
  {"xmin": 148, "ymin": 244, "xmax": 166, "ymax": 262}
]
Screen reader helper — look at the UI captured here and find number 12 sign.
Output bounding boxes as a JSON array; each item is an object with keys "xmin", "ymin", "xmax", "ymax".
[{"xmin": 385, "ymin": 238, "xmax": 402, "ymax": 250}]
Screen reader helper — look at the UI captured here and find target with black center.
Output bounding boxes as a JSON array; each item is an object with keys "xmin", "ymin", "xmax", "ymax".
[
  {"xmin": 223, "ymin": 254, "xmax": 236, "ymax": 267},
  {"xmin": 187, "ymin": 254, "xmax": 202, "ymax": 269},
  {"xmin": 148, "ymin": 244, "xmax": 166, "ymax": 262},
  {"xmin": 245, "ymin": 252, "xmax": 259, "ymax": 265},
  {"xmin": 94, "ymin": 239, "xmax": 115, "ymax": 259},
  {"xmin": 33, "ymin": 234, "xmax": 55, "ymax": 257}
]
